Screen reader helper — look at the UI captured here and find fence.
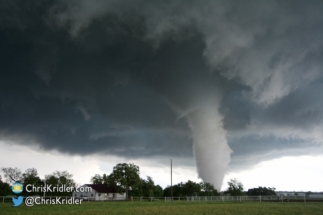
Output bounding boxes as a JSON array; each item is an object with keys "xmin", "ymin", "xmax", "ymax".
[
  {"xmin": 0, "ymin": 196, "xmax": 127, "ymax": 203},
  {"xmin": 135, "ymin": 195, "xmax": 323, "ymax": 202},
  {"xmin": 2, "ymin": 195, "xmax": 323, "ymax": 203}
]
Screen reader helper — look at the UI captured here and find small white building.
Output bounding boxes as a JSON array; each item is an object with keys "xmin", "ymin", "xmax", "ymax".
[
  {"xmin": 73, "ymin": 184, "xmax": 126, "ymax": 201},
  {"xmin": 276, "ymin": 191, "xmax": 298, "ymax": 196},
  {"xmin": 309, "ymin": 194, "xmax": 323, "ymax": 199}
]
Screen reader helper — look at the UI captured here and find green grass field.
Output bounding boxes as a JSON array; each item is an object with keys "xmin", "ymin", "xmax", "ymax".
[{"xmin": 1, "ymin": 201, "xmax": 323, "ymax": 215}]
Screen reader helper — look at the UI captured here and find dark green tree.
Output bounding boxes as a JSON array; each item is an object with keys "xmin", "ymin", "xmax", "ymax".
[
  {"xmin": 173, "ymin": 182, "xmax": 185, "ymax": 196},
  {"xmin": 45, "ymin": 171, "xmax": 76, "ymax": 196},
  {"xmin": 128, "ymin": 176, "xmax": 163, "ymax": 197},
  {"xmin": 164, "ymin": 181, "xmax": 202, "ymax": 197},
  {"xmin": 22, "ymin": 168, "xmax": 43, "ymax": 195},
  {"xmin": 90, "ymin": 174, "xmax": 109, "ymax": 184},
  {"xmin": 200, "ymin": 182, "xmax": 219, "ymax": 196},
  {"xmin": 225, "ymin": 178, "xmax": 244, "ymax": 196},
  {"xmin": 247, "ymin": 186, "xmax": 276, "ymax": 196},
  {"xmin": 0, "ymin": 176, "xmax": 11, "ymax": 196},
  {"xmin": 1, "ymin": 167, "xmax": 44, "ymax": 195},
  {"xmin": 129, "ymin": 179, "xmax": 143, "ymax": 197},
  {"xmin": 142, "ymin": 176, "xmax": 155, "ymax": 197},
  {"xmin": 163, "ymin": 182, "xmax": 185, "ymax": 197},
  {"xmin": 182, "ymin": 180, "xmax": 201, "ymax": 196},
  {"xmin": 163, "ymin": 186, "xmax": 171, "ymax": 197},
  {"xmin": 108, "ymin": 163, "xmax": 141, "ymax": 200},
  {"xmin": 154, "ymin": 185, "xmax": 163, "ymax": 197},
  {"xmin": 45, "ymin": 175, "xmax": 58, "ymax": 196},
  {"xmin": 1, "ymin": 167, "xmax": 23, "ymax": 183}
]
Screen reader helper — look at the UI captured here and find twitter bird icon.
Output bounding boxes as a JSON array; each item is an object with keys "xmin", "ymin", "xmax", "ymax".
[{"xmin": 12, "ymin": 196, "xmax": 23, "ymax": 207}]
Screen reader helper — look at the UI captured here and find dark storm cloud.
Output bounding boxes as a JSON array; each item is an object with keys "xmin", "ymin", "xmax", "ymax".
[
  {"xmin": 0, "ymin": 0, "xmax": 197, "ymax": 159},
  {"xmin": 229, "ymin": 135, "xmax": 323, "ymax": 170},
  {"xmin": 1, "ymin": 0, "xmax": 323, "ymax": 170}
]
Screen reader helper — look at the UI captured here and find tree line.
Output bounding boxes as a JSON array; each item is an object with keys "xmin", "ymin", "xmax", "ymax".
[
  {"xmin": 0, "ymin": 167, "xmax": 75, "ymax": 196},
  {"xmin": 1, "ymin": 164, "xmax": 277, "ymax": 198},
  {"xmin": 89, "ymin": 163, "xmax": 219, "ymax": 199}
]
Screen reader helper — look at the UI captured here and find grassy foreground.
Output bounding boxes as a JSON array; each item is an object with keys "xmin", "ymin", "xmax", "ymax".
[{"xmin": 1, "ymin": 201, "xmax": 323, "ymax": 215}]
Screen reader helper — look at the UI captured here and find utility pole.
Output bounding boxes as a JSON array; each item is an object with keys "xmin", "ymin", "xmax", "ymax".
[
  {"xmin": 43, "ymin": 180, "xmax": 46, "ymax": 199},
  {"xmin": 171, "ymin": 159, "xmax": 173, "ymax": 201}
]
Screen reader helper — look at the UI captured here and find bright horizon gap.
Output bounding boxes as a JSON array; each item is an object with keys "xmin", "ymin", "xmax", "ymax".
[{"xmin": 1, "ymin": 141, "xmax": 322, "ymax": 192}]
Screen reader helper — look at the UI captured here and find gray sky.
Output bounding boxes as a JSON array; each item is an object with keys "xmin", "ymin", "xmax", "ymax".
[{"xmin": 1, "ymin": 0, "xmax": 323, "ymax": 191}]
